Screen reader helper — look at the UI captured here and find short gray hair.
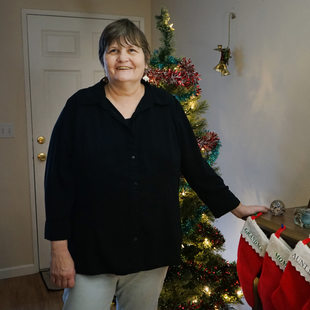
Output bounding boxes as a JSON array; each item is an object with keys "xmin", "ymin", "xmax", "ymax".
[{"xmin": 99, "ymin": 19, "xmax": 150, "ymax": 67}]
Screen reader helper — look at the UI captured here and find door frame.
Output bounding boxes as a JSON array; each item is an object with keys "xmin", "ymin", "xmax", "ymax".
[{"xmin": 22, "ymin": 9, "xmax": 145, "ymax": 273}]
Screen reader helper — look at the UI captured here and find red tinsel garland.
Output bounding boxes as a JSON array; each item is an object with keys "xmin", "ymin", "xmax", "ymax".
[
  {"xmin": 196, "ymin": 131, "xmax": 220, "ymax": 152},
  {"xmin": 147, "ymin": 57, "xmax": 201, "ymax": 94}
]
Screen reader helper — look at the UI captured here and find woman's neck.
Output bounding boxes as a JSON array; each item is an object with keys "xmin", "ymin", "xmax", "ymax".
[
  {"xmin": 104, "ymin": 80, "xmax": 145, "ymax": 119},
  {"xmin": 105, "ymin": 80, "xmax": 143, "ymax": 99}
]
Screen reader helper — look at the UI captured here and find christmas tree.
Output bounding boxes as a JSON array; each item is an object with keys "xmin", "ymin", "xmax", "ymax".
[{"xmin": 147, "ymin": 9, "xmax": 243, "ymax": 310}]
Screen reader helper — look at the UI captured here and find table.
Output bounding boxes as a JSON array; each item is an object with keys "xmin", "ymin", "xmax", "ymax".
[{"xmin": 256, "ymin": 206, "xmax": 310, "ymax": 247}]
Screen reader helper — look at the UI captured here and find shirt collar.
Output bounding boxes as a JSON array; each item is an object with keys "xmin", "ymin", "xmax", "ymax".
[{"xmin": 88, "ymin": 78, "xmax": 169, "ymax": 112}]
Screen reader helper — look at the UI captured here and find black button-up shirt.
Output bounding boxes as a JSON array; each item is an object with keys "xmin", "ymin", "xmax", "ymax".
[{"xmin": 44, "ymin": 80, "xmax": 240, "ymax": 275}]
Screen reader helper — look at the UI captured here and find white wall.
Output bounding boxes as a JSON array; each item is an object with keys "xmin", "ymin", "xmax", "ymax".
[{"xmin": 151, "ymin": 0, "xmax": 310, "ymax": 262}]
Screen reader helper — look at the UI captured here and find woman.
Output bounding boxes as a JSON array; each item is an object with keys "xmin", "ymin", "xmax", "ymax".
[{"xmin": 44, "ymin": 19, "xmax": 267, "ymax": 310}]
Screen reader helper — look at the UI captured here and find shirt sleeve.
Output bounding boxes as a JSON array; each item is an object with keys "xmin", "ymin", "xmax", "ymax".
[
  {"xmin": 173, "ymin": 97, "xmax": 240, "ymax": 218},
  {"xmin": 44, "ymin": 96, "xmax": 77, "ymax": 240}
]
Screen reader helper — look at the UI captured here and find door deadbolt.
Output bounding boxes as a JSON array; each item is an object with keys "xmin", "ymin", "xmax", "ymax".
[{"xmin": 37, "ymin": 136, "xmax": 46, "ymax": 144}]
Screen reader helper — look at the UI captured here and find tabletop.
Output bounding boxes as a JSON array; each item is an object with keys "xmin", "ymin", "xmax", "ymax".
[{"xmin": 256, "ymin": 206, "xmax": 310, "ymax": 247}]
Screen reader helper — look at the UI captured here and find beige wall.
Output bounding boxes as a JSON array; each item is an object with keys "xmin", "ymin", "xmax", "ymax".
[
  {"xmin": 0, "ymin": 0, "xmax": 151, "ymax": 277},
  {"xmin": 152, "ymin": 0, "xmax": 310, "ymax": 262}
]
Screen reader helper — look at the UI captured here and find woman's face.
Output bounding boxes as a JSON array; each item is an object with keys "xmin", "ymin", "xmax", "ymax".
[{"xmin": 103, "ymin": 39, "xmax": 146, "ymax": 85}]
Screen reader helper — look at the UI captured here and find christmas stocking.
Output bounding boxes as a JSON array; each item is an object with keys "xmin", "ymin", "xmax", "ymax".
[
  {"xmin": 237, "ymin": 213, "xmax": 269, "ymax": 307},
  {"xmin": 303, "ymin": 298, "xmax": 310, "ymax": 310},
  {"xmin": 271, "ymin": 237, "xmax": 310, "ymax": 310},
  {"xmin": 257, "ymin": 225, "xmax": 292, "ymax": 310}
]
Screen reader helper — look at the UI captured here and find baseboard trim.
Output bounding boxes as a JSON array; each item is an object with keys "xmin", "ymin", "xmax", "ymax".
[{"xmin": 0, "ymin": 264, "xmax": 38, "ymax": 279}]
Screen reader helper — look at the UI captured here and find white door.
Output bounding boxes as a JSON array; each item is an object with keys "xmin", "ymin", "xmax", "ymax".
[{"xmin": 25, "ymin": 12, "xmax": 144, "ymax": 270}]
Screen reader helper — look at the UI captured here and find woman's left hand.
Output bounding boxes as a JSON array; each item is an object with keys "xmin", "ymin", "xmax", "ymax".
[{"xmin": 231, "ymin": 203, "xmax": 269, "ymax": 219}]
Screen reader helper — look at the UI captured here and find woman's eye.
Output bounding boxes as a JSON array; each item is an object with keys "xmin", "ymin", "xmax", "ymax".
[
  {"xmin": 108, "ymin": 48, "xmax": 117, "ymax": 53},
  {"xmin": 129, "ymin": 48, "xmax": 137, "ymax": 53}
]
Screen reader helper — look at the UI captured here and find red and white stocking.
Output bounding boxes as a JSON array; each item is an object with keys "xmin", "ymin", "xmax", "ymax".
[
  {"xmin": 271, "ymin": 237, "xmax": 310, "ymax": 310},
  {"xmin": 303, "ymin": 299, "xmax": 310, "ymax": 310},
  {"xmin": 257, "ymin": 225, "xmax": 292, "ymax": 310},
  {"xmin": 237, "ymin": 213, "xmax": 269, "ymax": 307}
]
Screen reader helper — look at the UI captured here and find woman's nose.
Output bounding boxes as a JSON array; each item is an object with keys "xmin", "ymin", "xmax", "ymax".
[{"xmin": 117, "ymin": 49, "xmax": 128, "ymax": 61}]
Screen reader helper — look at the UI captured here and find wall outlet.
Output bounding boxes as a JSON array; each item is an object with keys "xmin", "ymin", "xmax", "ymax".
[{"xmin": 0, "ymin": 123, "xmax": 15, "ymax": 138}]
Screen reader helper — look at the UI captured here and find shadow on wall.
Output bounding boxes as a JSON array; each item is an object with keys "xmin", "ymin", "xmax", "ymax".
[
  {"xmin": 243, "ymin": 48, "xmax": 310, "ymax": 207},
  {"xmin": 233, "ymin": 46, "xmax": 245, "ymax": 77}
]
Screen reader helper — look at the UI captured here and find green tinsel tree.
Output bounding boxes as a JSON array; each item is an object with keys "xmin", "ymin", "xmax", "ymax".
[{"xmin": 147, "ymin": 8, "xmax": 243, "ymax": 310}]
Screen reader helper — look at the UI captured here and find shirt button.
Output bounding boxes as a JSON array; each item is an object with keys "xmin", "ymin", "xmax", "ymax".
[
  {"xmin": 131, "ymin": 155, "xmax": 136, "ymax": 159},
  {"xmin": 133, "ymin": 237, "xmax": 138, "ymax": 242}
]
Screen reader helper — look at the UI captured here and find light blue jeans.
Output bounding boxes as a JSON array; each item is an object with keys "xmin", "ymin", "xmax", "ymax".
[{"xmin": 62, "ymin": 266, "xmax": 168, "ymax": 310}]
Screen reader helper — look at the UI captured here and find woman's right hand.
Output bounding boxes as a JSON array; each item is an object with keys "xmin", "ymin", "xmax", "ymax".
[{"xmin": 50, "ymin": 240, "xmax": 76, "ymax": 288}]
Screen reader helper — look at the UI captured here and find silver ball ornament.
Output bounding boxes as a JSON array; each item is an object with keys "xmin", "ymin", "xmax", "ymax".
[{"xmin": 270, "ymin": 200, "xmax": 286, "ymax": 216}]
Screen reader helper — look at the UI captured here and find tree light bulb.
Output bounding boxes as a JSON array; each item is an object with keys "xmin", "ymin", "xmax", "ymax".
[
  {"xmin": 189, "ymin": 101, "xmax": 196, "ymax": 109},
  {"xmin": 222, "ymin": 294, "xmax": 234, "ymax": 303},
  {"xmin": 201, "ymin": 213, "xmax": 209, "ymax": 222},
  {"xmin": 237, "ymin": 289, "xmax": 243, "ymax": 297},
  {"xmin": 204, "ymin": 286, "xmax": 211, "ymax": 295},
  {"xmin": 203, "ymin": 238, "xmax": 212, "ymax": 248}
]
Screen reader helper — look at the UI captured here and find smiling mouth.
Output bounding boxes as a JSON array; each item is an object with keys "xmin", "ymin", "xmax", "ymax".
[{"xmin": 117, "ymin": 66, "xmax": 131, "ymax": 70}]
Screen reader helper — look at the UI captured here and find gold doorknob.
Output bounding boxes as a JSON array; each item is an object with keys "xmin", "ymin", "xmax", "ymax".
[
  {"xmin": 37, "ymin": 152, "xmax": 47, "ymax": 161},
  {"xmin": 37, "ymin": 136, "xmax": 46, "ymax": 144}
]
